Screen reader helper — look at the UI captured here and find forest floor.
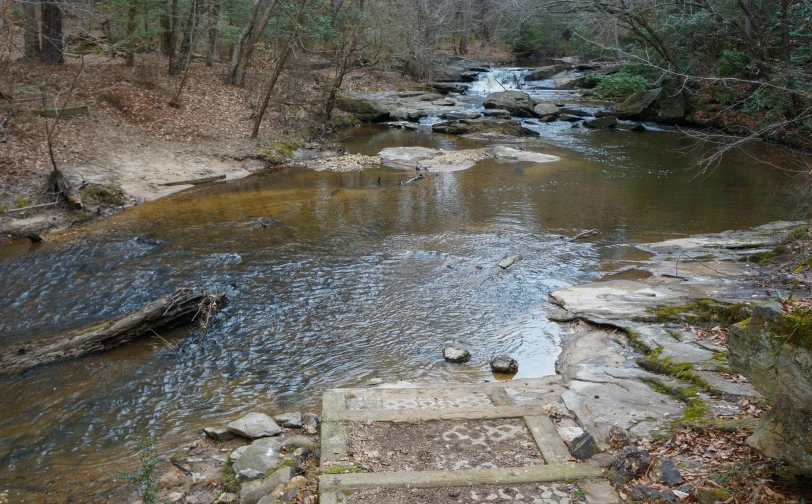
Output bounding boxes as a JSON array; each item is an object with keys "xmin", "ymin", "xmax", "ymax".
[{"xmin": 0, "ymin": 49, "xmax": 419, "ymax": 242}]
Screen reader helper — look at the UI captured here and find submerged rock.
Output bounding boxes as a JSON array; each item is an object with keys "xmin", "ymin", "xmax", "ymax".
[
  {"xmin": 584, "ymin": 116, "xmax": 618, "ymax": 129},
  {"xmin": 497, "ymin": 254, "xmax": 523, "ymax": 269},
  {"xmin": 443, "ymin": 342, "xmax": 471, "ymax": 363},
  {"xmin": 432, "ymin": 118, "xmax": 538, "ymax": 137},
  {"xmin": 227, "ymin": 412, "xmax": 282, "ymax": 439},
  {"xmin": 493, "ymin": 146, "xmax": 559, "ymax": 164},
  {"xmin": 729, "ymin": 306, "xmax": 812, "ymax": 474},
  {"xmin": 490, "ymin": 354, "xmax": 518, "ymax": 374}
]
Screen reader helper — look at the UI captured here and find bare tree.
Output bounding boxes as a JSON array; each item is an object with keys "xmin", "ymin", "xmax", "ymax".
[
  {"xmin": 250, "ymin": 0, "xmax": 309, "ymax": 138},
  {"xmin": 224, "ymin": 0, "xmax": 280, "ymax": 86}
]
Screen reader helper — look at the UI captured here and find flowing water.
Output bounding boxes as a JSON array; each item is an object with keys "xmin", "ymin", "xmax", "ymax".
[{"xmin": 0, "ymin": 68, "xmax": 805, "ymax": 502}]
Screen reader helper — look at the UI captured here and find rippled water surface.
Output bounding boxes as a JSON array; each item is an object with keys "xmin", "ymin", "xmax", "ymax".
[{"xmin": 0, "ymin": 122, "xmax": 801, "ymax": 502}]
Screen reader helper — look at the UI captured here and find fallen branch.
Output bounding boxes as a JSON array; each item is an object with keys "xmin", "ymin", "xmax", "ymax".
[
  {"xmin": 0, "ymin": 288, "xmax": 228, "ymax": 376},
  {"xmin": 7, "ymin": 201, "xmax": 59, "ymax": 212},
  {"xmin": 571, "ymin": 229, "xmax": 599, "ymax": 241},
  {"xmin": 398, "ymin": 173, "xmax": 427, "ymax": 185},
  {"xmin": 159, "ymin": 174, "xmax": 226, "ymax": 186},
  {"xmin": 47, "ymin": 169, "xmax": 83, "ymax": 209}
]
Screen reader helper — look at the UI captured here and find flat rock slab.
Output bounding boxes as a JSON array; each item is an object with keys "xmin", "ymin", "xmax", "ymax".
[
  {"xmin": 378, "ymin": 147, "xmax": 441, "ymax": 170},
  {"xmin": 346, "ymin": 419, "xmax": 544, "ymax": 472},
  {"xmin": 550, "ymin": 280, "xmax": 687, "ymax": 321},
  {"xmin": 227, "ymin": 412, "xmax": 282, "ymax": 439},
  {"xmin": 345, "ymin": 481, "xmax": 584, "ymax": 504}
]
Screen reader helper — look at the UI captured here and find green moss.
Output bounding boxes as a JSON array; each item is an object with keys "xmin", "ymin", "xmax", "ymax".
[
  {"xmin": 782, "ymin": 225, "xmax": 809, "ymax": 244},
  {"xmin": 666, "ymin": 329, "xmax": 682, "ymax": 341},
  {"xmin": 739, "ymin": 245, "xmax": 787, "ymax": 264},
  {"xmin": 640, "ymin": 377, "xmax": 700, "ymax": 402},
  {"xmin": 711, "ymin": 352, "xmax": 727, "ymax": 361},
  {"xmin": 637, "ymin": 355, "xmax": 722, "ymax": 395},
  {"xmin": 624, "ymin": 328, "xmax": 657, "ymax": 355},
  {"xmin": 681, "ymin": 398, "xmax": 711, "ymax": 421},
  {"xmin": 13, "ymin": 196, "xmax": 30, "ymax": 208},
  {"xmin": 221, "ymin": 464, "xmax": 239, "ymax": 494},
  {"xmin": 649, "ymin": 299, "xmax": 751, "ymax": 326},
  {"xmin": 323, "ymin": 464, "xmax": 363, "ymax": 474},
  {"xmin": 0, "ymin": 205, "xmax": 6, "ymax": 214},
  {"xmin": 70, "ymin": 212, "xmax": 94, "ymax": 224},
  {"xmin": 693, "ymin": 254, "xmax": 716, "ymax": 260},
  {"xmin": 80, "ymin": 185, "xmax": 124, "ymax": 206}
]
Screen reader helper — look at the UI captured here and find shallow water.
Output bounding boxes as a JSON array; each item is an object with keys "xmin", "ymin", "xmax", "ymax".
[{"xmin": 0, "ymin": 120, "xmax": 802, "ymax": 501}]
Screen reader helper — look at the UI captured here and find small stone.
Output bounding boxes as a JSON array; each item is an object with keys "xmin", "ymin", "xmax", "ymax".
[
  {"xmin": 569, "ymin": 432, "xmax": 600, "ymax": 460},
  {"xmin": 273, "ymin": 412, "xmax": 303, "ymax": 428},
  {"xmin": 652, "ymin": 458, "xmax": 684, "ymax": 485},
  {"xmin": 281, "ymin": 435, "xmax": 319, "ymax": 451},
  {"xmin": 227, "ymin": 412, "xmax": 282, "ymax": 439},
  {"xmin": 191, "ymin": 472, "xmax": 203, "ymax": 483},
  {"xmin": 612, "ymin": 446, "xmax": 653, "ymax": 482},
  {"xmin": 303, "ymin": 413, "xmax": 320, "ymax": 430},
  {"xmin": 204, "ymin": 426, "xmax": 236, "ymax": 442},
  {"xmin": 281, "ymin": 486, "xmax": 300, "ymax": 501},
  {"xmin": 167, "ymin": 491, "xmax": 185, "ymax": 503},
  {"xmin": 589, "ymin": 452, "xmax": 614, "ymax": 468},
  {"xmin": 696, "ymin": 487, "xmax": 731, "ymax": 504},
  {"xmin": 271, "ymin": 483, "xmax": 287, "ymax": 498},
  {"xmin": 443, "ymin": 342, "xmax": 471, "ymax": 363},
  {"xmin": 608, "ymin": 425, "xmax": 636, "ymax": 448},
  {"xmin": 556, "ymin": 426, "xmax": 584, "ymax": 444},
  {"xmin": 490, "ymin": 354, "xmax": 518, "ymax": 374},
  {"xmin": 630, "ymin": 486, "xmax": 669, "ymax": 503},
  {"xmin": 216, "ymin": 492, "xmax": 237, "ymax": 503},
  {"xmin": 238, "ymin": 468, "xmax": 265, "ymax": 482},
  {"xmin": 288, "ymin": 475, "xmax": 308, "ymax": 490}
]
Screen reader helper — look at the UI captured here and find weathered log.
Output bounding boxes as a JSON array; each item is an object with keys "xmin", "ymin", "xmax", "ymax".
[
  {"xmin": 159, "ymin": 174, "xmax": 226, "ymax": 186},
  {"xmin": 0, "ymin": 288, "xmax": 227, "ymax": 376},
  {"xmin": 47, "ymin": 169, "xmax": 83, "ymax": 210}
]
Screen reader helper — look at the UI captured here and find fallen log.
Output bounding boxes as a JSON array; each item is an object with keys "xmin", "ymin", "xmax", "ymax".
[
  {"xmin": 0, "ymin": 288, "xmax": 227, "ymax": 376},
  {"xmin": 159, "ymin": 174, "xmax": 226, "ymax": 186}
]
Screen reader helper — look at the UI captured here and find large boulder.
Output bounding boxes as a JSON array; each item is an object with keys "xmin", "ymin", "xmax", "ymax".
[
  {"xmin": 615, "ymin": 88, "xmax": 662, "ymax": 120},
  {"xmin": 432, "ymin": 118, "xmax": 538, "ymax": 137},
  {"xmin": 432, "ymin": 53, "xmax": 489, "ymax": 82},
  {"xmin": 334, "ymin": 95, "xmax": 389, "ymax": 122},
  {"xmin": 729, "ymin": 306, "xmax": 812, "ymax": 474},
  {"xmin": 532, "ymin": 103, "xmax": 560, "ymax": 117},
  {"xmin": 553, "ymin": 77, "xmax": 585, "ymax": 90},
  {"xmin": 657, "ymin": 91, "xmax": 686, "ymax": 123},
  {"xmin": 483, "ymin": 91, "xmax": 536, "ymax": 117},
  {"xmin": 525, "ymin": 64, "xmax": 570, "ymax": 81}
]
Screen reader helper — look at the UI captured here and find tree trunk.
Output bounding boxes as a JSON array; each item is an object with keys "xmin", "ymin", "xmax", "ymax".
[
  {"xmin": 224, "ymin": 0, "xmax": 279, "ymax": 87},
  {"xmin": 165, "ymin": 0, "xmax": 180, "ymax": 63},
  {"xmin": 205, "ymin": 0, "xmax": 220, "ymax": 66},
  {"xmin": 160, "ymin": 0, "xmax": 173, "ymax": 56},
  {"xmin": 23, "ymin": 0, "xmax": 41, "ymax": 59},
  {"xmin": 169, "ymin": 0, "xmax": 199, "ymax": 75},
  {"xmin": 40, "ymin": 0, "xmax": 63, "ymax": 64},
  {"xmin": 125, "ymin": 1, "xmax": 137, "ymax": 67},
  {"xmin": 251, "ymin": 0, "xmax": 307, "ymax": 138},
  {"xmin": 0, "ymin": 289, "xmax": 227, "ymax": 376}
]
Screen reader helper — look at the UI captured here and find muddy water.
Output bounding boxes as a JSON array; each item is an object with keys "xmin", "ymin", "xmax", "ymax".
[{"xmin": 0, "ymin": 123, "xmax": 801, "ymax": 502}]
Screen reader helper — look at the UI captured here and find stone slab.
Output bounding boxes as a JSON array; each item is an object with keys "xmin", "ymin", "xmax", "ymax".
[{"xmin": 319, "ymin": 463, "xmax": 604, "ymax": 491}]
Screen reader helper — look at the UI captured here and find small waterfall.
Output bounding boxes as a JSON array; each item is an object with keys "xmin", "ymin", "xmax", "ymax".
[{"xmin": 467, "ymin": 68, "xmax": 532, "ymax": 96}]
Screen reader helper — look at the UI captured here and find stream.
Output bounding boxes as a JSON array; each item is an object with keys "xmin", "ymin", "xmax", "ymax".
[{"xmin": 0, "ymin": 65, "xmax": 804, "ymax": 502}]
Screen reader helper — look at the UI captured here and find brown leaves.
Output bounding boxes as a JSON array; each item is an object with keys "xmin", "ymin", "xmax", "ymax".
[{"xmin": 632, "ymin": 427, "xmax": 803, "ymax": 503}]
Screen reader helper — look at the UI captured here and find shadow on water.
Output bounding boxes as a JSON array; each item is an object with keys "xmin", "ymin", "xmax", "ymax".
[{"xmin": 0, "ymin": 122, "xmax": 803, "ymax": 502}]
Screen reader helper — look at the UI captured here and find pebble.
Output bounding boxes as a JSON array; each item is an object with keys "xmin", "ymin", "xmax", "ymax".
[{"xmin": 490, "ymin": 354, "xmax": 518, "ymax": 373}]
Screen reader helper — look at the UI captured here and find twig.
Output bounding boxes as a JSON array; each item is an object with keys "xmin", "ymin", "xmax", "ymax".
[
  {"xmin": 571, "ymin": 229, "xmax": 599, "ymax": 241},
  {"xmin": 6, "ymin": 201, "xmax": 59, "ymax": 212}
]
